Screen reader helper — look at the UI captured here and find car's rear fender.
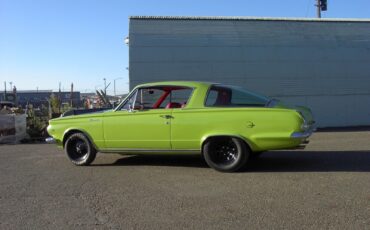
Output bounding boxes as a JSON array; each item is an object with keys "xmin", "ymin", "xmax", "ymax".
[{"xmin": 200, "ymin": 133, "xmax": 256, "ymax": 152}]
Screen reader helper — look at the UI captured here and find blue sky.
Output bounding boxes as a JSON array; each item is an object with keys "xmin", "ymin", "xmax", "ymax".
[{"xmin": 0, "ymin": 0, "xmax": 369, "ymax": 94}]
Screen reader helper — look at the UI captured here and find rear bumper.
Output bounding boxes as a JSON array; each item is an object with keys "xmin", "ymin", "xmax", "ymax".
[
  {"xmin": 290, "ymin": 128, "xmax": 315, "ymax": 139},
  {"xmin": 291, "ymin": 121, "xmax": 316, "ymax": 138},
  {"xmin": 290, "ymin": 126, "xmax": 315, "ymax": 149}
]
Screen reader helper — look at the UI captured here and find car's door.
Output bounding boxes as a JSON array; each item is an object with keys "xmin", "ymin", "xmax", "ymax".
[{"xmin": 103, "ymin": 88, "xmax": 172, "ymax": 150}]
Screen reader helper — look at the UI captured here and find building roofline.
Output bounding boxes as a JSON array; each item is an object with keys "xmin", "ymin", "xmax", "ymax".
[
  {"xmin": 0, "ymin": 90, "xmax": 52, "ymax": 93},
  {"xmin": 0, "ymin": 90, "xmax": 80, "ymax": 93},
  {"xmin": 135, "ymin": 81, "xmax": 214, "ymax": 88},
  {"xmin": 130, "ymin": 15, "xmax": 370, "ymax": 23}
]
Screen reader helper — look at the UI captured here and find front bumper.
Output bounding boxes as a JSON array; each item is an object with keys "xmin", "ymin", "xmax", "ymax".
[{"xmin": 45, "ymin": 137, "xmax": 56, "ymax": 144}]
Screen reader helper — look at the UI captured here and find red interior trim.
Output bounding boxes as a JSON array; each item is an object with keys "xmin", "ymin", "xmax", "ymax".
[{"xmin": 153, "ymin": 90, "xmax": 170, "ymax": 108}]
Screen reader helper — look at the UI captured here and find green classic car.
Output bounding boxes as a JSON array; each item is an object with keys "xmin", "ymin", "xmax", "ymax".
[{"xmin": 47, "ymin": 81, "xmax": 315, "ymax": 172}]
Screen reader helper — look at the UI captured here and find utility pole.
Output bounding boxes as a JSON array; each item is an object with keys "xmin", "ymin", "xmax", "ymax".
[
  {"xmin": 13, "ymin": 86, "xmax": 17, "ymax": 105},
  {"xmin": 103, "ymin": 78, "xmax": 107, "ymax": 95},
  {"xmin": 58, "ymin": 82, "xmax": 61, "ymax": 113},
  {"xmin": 316, "ymin": 0, "xmax": 327, "ymax": 18},
  {"xmin": 102, "ymin": 78, "xmax": 111, "ymax": 96},
  {"xmin": 70, "ymin": 83, "xmax": 74, "ymax": 107},
  {"xmin": 114, "ymin": 78, "xmax": 123, "ymax": 96},
  {"xmin": 114, "ymin": 80, "xmax": 116, "ymax": 96},
  {"xmin": 316, "ymin": 0, "xmax": 321, "ymax": 18}
]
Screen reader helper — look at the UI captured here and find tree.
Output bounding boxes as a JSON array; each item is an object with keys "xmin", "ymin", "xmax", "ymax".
[{"xmin": 49, "ymin": 93, "xmax": 60, "ymax": 113}]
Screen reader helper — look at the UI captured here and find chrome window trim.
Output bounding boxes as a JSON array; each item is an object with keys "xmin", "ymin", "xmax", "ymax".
[{"xmin": 114, "ymin": 88, "xmax": 138, "ymax": 111}]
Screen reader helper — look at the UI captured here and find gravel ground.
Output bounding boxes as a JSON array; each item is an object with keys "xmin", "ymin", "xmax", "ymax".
[{"xmin": 0, "ymin": 130, "xmax": 369, "ymax": 229}]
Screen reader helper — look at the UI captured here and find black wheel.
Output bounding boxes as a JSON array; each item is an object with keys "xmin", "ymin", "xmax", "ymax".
[
  {"xmin": 64, "ymin": 133, "xmax": 97, "ymax": 166},
  {"xmin": 203, "ymin": 137, "xmax": 250, "ymax": 172}
]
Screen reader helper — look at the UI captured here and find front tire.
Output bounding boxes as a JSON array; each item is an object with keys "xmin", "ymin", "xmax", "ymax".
[
  {"xmin": 65, "ymin": 133, "xmax": 97, "ymax": 166},
  {"xmin": 203, "ymin": 137, "xmax": 250, "ymax": 172}
]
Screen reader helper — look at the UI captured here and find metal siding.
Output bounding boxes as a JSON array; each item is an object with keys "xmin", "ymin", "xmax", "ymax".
[{"xmin": 129, "ymin": 18, "xmax": 370, "ymax": 127}]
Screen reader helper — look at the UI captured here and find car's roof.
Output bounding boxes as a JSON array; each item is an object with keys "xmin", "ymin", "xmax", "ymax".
[{"xmin": 135, "ymin": 81, "xmax": 215, "ymax": 88}]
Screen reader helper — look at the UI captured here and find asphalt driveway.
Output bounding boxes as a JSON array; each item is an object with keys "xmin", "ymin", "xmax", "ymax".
[{"xmin": 0, "ymin": 130, "xmax": 369, "ymax": 229}]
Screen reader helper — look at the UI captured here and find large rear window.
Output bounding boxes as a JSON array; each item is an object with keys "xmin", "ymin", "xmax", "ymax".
[{"xmin": 205, "ymin": 85, "xmax": 269, "ymax": 107}]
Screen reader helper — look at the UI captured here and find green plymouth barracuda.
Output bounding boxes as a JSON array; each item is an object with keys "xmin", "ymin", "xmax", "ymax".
[{"xmin": 47, "ymin": 81, "xmax": 315, "ymax": 172}]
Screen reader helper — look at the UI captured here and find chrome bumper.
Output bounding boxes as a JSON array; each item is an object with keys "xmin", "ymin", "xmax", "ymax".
[
  {"xmin": 45, "ymin": 137, "xmax": 56, "ymax": 144},
  {"xmin": 291, "ymin": 127, "xmax": 316, "ymax": 139}
]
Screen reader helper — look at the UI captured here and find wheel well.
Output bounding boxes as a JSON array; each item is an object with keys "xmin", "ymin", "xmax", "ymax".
[
  {"xmin": 62, "ymin": 130, "xmax": 83, "ymax": 148},
  {"xmin": 201, "ymin": 135, "xmax": 252, "ymax": 153}
]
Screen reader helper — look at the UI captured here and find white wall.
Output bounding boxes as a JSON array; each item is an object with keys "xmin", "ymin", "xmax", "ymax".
[{"xmin": 129, "ymin": 17, "xmax": 370, "ymax": 127}]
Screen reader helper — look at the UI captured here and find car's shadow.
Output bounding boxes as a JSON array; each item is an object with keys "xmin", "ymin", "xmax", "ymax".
[
  {"xmin": 93, "ymin": 150, "xmax": 370, "ymax": 172},
  {"xmin": 94, "ymin": 154, "xmax": 208, "ymax": 168},
  {"xmin": 243, "ymin": 150, "xmax": 370, "ymax": 172}
]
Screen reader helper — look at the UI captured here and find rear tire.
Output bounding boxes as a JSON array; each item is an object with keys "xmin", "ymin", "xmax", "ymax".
[
  {"xmin": 203, "ymin": 137, "xmax": 249, "ymax": 172},
  {"xmin": 65, "ymin": 133, "xmax": 97, "ymax": 166}
]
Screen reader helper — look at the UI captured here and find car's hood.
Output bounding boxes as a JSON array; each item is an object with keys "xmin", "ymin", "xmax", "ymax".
[{"xmin": 61, "ymin": 108, "xmax": 112, "ymax": 117}]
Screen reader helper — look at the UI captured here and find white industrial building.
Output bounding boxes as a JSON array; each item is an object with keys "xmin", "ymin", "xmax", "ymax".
[{"xmin": 128, "ymin": 16, "xmax": 370, "ymax": 128}]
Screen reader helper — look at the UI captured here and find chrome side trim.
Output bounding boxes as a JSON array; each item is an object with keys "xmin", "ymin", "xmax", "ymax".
[
  {"xmin": 45, "ymin": 137, "xmax": 56, "ymax": 144},
  {"xmin": 100, "ymin": 149, "xmax": 200, "ymax": 154}
]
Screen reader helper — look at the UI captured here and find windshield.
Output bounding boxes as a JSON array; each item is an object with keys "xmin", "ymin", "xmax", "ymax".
[{"xmin": 205, "ymin": 85, "xmax": 270, "ymax": 107}]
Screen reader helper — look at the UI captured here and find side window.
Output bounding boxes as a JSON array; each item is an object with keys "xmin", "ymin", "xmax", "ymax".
[
  {"xmin": 205, "ymin": 90, "xmax": 218, "ymax": 106},
  {"xmin": 231, "ymin": 89, "xmax": 264, "ymax": 105},
  {"xmin": 135, "ymin": 88, "xmax": 165, "ymax": 109},
  {"xmin": 169, "ymin": 89, "xmax": 193, "ymax": 105},
  {"xmin": 204, "ymin": 87, "xmax": 231, "ymax": 106},
  {"xmin": 118, "ymin": 86, "xmax": 194, "ymax": 110},
  {"xmin": 205, "ymin": 85, "xmax": 268, "ymax": 107}
]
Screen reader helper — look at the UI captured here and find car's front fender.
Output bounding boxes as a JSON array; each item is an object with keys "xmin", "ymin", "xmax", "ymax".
[{"xmin": 61, "ymin": 128, "xmax": 99, "ymax": 150}]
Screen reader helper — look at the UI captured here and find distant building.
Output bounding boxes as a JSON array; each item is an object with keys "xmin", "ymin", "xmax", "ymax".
[
  {"xmin": 0, "ymin": 90, "xmax": 81, "ymax": 108},
  {"xmin": 81, "ymin": 92, "xmax": 128, "ymax": 108}
]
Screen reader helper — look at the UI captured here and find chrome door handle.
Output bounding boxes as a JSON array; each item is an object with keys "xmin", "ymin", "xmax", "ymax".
[{"xmin": 159, "ymin": 115, "xmax": 173, "ymax": 119}]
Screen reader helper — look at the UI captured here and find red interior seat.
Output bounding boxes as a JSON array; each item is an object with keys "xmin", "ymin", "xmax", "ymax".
[{"xmin": 165, "ymin": 102, "xmax": 182, "ymax": 109}]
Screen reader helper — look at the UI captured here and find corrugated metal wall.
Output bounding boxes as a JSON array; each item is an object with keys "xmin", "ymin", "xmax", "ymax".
[{"xmin": 129, "ymin": 17, "xmax": 370, "ymax": 127}]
